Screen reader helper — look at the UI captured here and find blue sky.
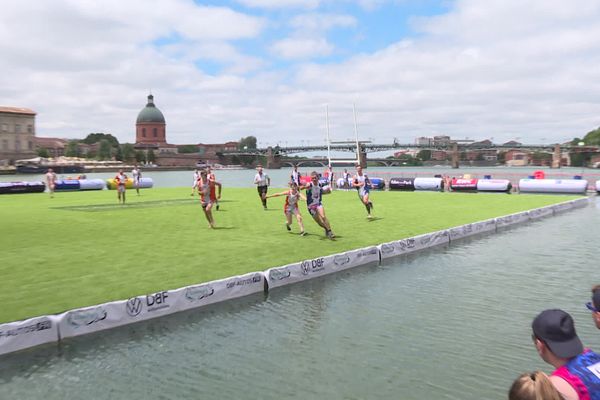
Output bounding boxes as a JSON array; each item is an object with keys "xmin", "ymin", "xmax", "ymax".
[{"xmin": 1, "ymin": 0, "xmax": 600, "ymax": 146}]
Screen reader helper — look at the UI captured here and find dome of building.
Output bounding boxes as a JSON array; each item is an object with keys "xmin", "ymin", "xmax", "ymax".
[{"xmin": 136, "ymin": 94, "xmax": 165, "ymax": 124}]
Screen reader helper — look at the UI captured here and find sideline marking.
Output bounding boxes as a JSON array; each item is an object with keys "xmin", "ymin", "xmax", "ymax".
[{"xmin": 50, "ymin": 199, "xmax": 222, "ymax": 212}]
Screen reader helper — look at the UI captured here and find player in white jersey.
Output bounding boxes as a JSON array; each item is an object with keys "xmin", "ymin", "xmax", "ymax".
[
  {"xmin": 45, "ymin": 168, "xmax": 57, "ymax": 198},
  {"xmin": 190, "ymin": 169, "xmax": 200, "ymax": 196},
  {"xmin": 132, "ymin": 165, "xmax": 141, "ymax": 195},
  {"xmin": 266, "ymin": 182, "xmax": 306, "ymax": 236},
  {"xmin": 352, "ymin": 165, "xmax": 374, "ymax": 218},
  {"xmin": 300, "ymin": 171, "xmax": 335, "ymax": 239},
  {"xmin": 253, "ymin": 165, "xmax": 270, "ymax": 209}
]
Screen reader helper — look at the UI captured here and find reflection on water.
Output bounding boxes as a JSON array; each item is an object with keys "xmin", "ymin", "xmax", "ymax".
[{"xmin": 1, "ymin": 199, "xmax": 599, "ymax": 400}]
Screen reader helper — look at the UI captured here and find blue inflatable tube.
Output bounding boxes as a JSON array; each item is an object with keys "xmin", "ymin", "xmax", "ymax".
[
  {"xmin": 79, "ymin": 179, "xmax": 105, "ymax": 190},
  {"xmin": 55, "ymin": 179, "xmax": 81, "ymax": 191},
  {"xmin": 368, "ymin": 178, "xmax": 385, "ymax": 190},
  {"xmin": 0, "ymin": 181, "xmax": 46, "ymax": 194}
]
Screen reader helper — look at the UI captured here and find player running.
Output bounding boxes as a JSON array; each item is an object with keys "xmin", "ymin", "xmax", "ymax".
[
  {"xmin": 301, "ymin": 171, "xmax": 335, "ymax": 239},
  {"xmin": 352, "ymin": 165, "xmax": 374, "ymax": 219},
  {"xmin": 266, "ymin": 182, "xmax": 306, "ymax": 236},
  {"xmin": 132, "ymin": 165, "xmax": 141, "ymax": 195},
  {"xmin": 197, "ymin": 170, "xmax": 222, "ymax": 228},
  {"xmin": 206, "ymin": 166, "xmax": 220, "ymax": 210},
  {"xmin": 115, "ymin": 169, "xmax": 128, "ymax": 204}
]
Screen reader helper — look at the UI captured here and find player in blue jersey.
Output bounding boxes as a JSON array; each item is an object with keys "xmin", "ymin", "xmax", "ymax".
[
  {"xmin": 352, "ymin": 165, "xmax": 374, "ymax": 219},
  {"xmin": 301, "ymin": 171, "xmax": 334, "ymax": 239}
]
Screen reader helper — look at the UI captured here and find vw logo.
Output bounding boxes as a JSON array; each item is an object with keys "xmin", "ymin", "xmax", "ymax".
[
  {"xmin": 126, "ymin": 297, "xmax": 143, "ymax": 317},
  {"xmin": 301, "ymin": 261, "xmax": 310, "ymax": 275}
]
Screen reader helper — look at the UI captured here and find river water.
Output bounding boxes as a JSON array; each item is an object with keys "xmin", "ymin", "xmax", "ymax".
[{"xmin": 1, "ymin": 168, "xmax": 599, "ymax": 399}]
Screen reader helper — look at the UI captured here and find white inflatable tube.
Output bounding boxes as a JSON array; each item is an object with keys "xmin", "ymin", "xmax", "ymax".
[
  {"xmin": 413, "ymin": 177, "xmax": 443, "ymax": 191},
  {"xmin": 518, "ymin": 179, "xmax": 588, "ymax": 194},
  {"xmin": 138, "ymin": 177, "xmax": 154, "ymax": 189},
  {"xmin": 476, "ymin": 179, "xmax": 512, "ymax": 192},
  {"xmin": 79, "ymin": 179, "xmax": 106, "ymax": 190},
  {"xmin": 596, "ymin": 180, "xmax": 600, "ymax": 193}
]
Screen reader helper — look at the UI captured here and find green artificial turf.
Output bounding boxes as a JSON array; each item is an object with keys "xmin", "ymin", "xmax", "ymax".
[{"xmin": 0, "ymin": 187, "xmax": 578, "ymax": 323}]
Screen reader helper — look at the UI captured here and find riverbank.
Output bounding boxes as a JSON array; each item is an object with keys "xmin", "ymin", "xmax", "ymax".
[{"xmin": 0, "ymin": 187, "xmax": 578, "ymax": 324}]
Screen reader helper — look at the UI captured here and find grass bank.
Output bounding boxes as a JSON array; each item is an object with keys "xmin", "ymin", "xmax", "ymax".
[{"xmin": 0, "ymin": 187, "xmax": 576, "ymax": 323}]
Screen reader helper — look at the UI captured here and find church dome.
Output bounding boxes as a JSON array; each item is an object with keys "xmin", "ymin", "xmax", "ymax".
[{"xmin": 136, "ymin": 94, "xmax": 165, "ymax": 124}]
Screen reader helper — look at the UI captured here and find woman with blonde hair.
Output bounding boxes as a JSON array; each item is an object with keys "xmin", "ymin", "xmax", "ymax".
[{"xmin": 508, "ymin": 371, "xmax": 563, "ymax": 400}]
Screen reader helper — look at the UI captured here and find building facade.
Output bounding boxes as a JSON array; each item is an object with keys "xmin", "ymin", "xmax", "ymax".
[
  {"xmin": 135, "ymin": 94, "xmax": 166, "ymax": 146},
  {"xmin": 0, "ymin": 106, "xmax": 36, "ymax": 163}
]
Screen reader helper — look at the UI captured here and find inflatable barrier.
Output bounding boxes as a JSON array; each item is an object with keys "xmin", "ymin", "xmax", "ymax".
[
  {"xmin": 414, "ymin": 177, "xmax": 443, "ymax": 191},
  {"xmin": 518, "ymin": 179, "xmax": 588, "ymax": 194},
  {"xmin": 450, "ymin": 178, "xmax": 478, "ymax": 191},
  {"xmin": 79, "ymin": 179, "xmax": 106, "ymax": 190},
  {"xmin": 389, "ymin": 177, "xmax": 444, "ymax": 191},
  {"xmin": 106, "ymin": 177, "xmax": 153, "ymax": 190},
  {"xmin": 0, "ymin": 181, "xmax": 46, "ymax": 194},
  {"xmin": 55, "ymin": 179, "xmax": 106, "ymax": 191},
  {"xmin": 476, "ymin": 179, "xmax": 512, "ymax": 192},
  {"xmin": 336, "ymin": 177, "xmax": 352, "ymax": 188},
  {"xmin": 55, "ymin": 179, "xmax": 80, "ymax": 191},
  {"xmin": 389, "ymin": 177, "xmax": 415, "ymax": 190},
  {"xmin": 597, "ymin": 180, "xmax": 600, "ymax": 193},
  {"xmin": 368, "ymin": 177, "xmax": 385, "ymax": 190}
]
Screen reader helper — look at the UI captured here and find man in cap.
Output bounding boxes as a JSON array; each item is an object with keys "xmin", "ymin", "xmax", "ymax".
[
  {"xmin": 531, "ymin": 309, "xmax": 600, "ymax": 399},
  {"xmin": 586, "ymin": 285, "xmax": 600, "ymax": 330}
]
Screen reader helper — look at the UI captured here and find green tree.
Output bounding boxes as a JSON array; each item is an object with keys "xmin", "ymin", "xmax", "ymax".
[
  {"xmin": 135, "ymin": 150, "xmax": 146, "ymax": 163},
  {"xmin": 37, "ymin": 148, "xmax": 49, "ymax": 158},
  {"xmin": 147, "ymin": 149, "xmax": 156, "ymax": 163},
  {"xmin": 238, "ymin": 136, "xmax": 257, "ymax": 150},
  {"xmin": 178, "ymin": 145, "xmax": 199, "ymax": 154},
  {"xmin": 583, "ymin": 127, "xmax": 600, "ymax": 145},
  {"xmin": 120, "ymin": 144, "xmax": 135, "ymax": 162},
  {"xmin": 65, "ymin": 140, "xmax": 80, "ymax": 157},
  {"xmin": 98, "ymin": 139, "xmax": 112, "ymax": 160},
  {"xmin": 82, "ymin": 133, "xmax": 120, "ymax": 147},
  {"xmin": 417, "ymin": 149, "xmax": 431, "ymax": 161},
  {"xmin": 115, "ymin": 145, "xmax": 123, "ymax": 161}
]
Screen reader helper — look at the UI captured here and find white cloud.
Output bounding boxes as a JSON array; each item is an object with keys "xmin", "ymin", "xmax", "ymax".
[
  {"xmin": 270, "ymin": 38, "xmax": 333, "ymax": 59},
  {"xmin": 235, "ymin": 0, "xmax": 320, "ymax": 9},
  {"xmin": 2, "ymin": 0, "xmax": 600, "ymax": 146},
  {"xmin": 290, "ymin": 13, "xmax": 357, "ymax": 32}
]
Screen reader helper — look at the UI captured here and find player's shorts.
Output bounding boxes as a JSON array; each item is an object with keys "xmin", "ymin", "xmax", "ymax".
[
  {"xmin": 307, "ymin": 203, "xmax": 322, "ymax": 216},
  {"xmin": 285, "ymin": 205, "xmax": 300, "ymax": 216},
  {"xmin": 118, "ymin": 184, "xmax": 126, "ymax": 193},
  {"xmin": 257, "ymin": 185, "xmax": 268, "ymax": 197},
  {"xmin": 201, "ymin": 200, "xmax": 213, "ymax": 209},
  {"xmin": 358, "ymin": 187, "xmax": 369, "ymax": 198}
]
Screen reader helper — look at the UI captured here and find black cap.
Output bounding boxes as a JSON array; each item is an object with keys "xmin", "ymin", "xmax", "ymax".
[{"xmin": 532, "ymin": 309, "xmax": 583, "ymax": 359}]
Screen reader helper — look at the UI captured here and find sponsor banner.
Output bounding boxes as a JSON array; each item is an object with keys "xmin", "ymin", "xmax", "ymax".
[
  {"xmin": 389, "ymin": 177, "xmax": 415, "ymax": 191},
  {"xmin": 449, "ymin": 219, "xmax": 496, "ymax": 241},
  {"xmin": 552, "ymin": 201, "xmax": 573, "ymax": 214},
  {"xmin": 266, "ymin": 247, "xmax": 380, "ymax": 289},
  {"xmin": 175, "ymin": 272, "xmax": 265, "ymax": 312},
  {"xmin": 379, "ymin": 230, "xmax": 449, "ymax": 261},
  {"xmin": 450, "ymin": 178, "xmax": 478, "ymax": 191},
  {"xmin": 570, "ymin": 197, "xmax": 589, "ymax": 208},
  {"xmin": 0, "ymin": 315, "xmax": 59, "ymax": 356},
  {"xmin": 496, "ymin": 211, "xmax": 530, "ymax": 228},
  {"xmin": 59, "ymin": 289, "xmax": 182, "ymax": 338},
  {"xmin": 528, "ymin": 206, "xmax": 554, "ymax": 220}
]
